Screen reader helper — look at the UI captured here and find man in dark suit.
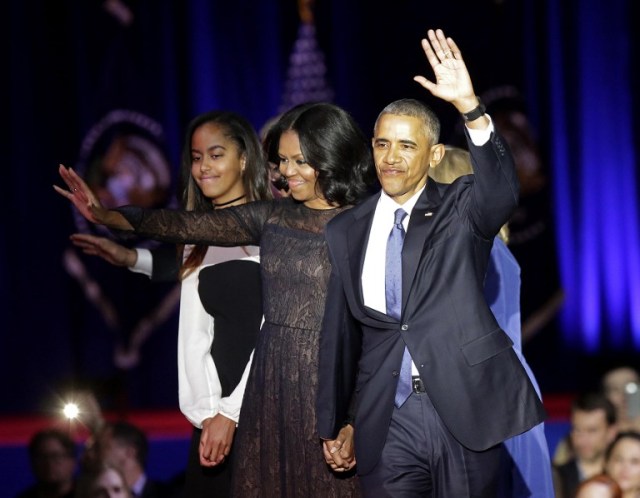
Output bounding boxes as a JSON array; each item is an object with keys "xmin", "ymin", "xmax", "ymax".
[{"xmin": 317, "ymin": 29, "xmax": 545, "ymax": 496}]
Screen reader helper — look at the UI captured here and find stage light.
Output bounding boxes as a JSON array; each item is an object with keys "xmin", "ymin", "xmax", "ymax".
[{"xmin": 63, "ymin": 402, "xmax": 79, "ymax": 420}]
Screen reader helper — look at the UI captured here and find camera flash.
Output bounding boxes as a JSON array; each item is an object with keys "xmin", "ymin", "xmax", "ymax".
[{"xmin": 63, "ymin": 402, "xmax": 79, "ymax": 419}]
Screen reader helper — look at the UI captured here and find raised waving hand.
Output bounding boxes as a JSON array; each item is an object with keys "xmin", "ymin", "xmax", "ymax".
[{"xmin": 413, "ymin": 29, "xmax": 484, "ymax": 120}]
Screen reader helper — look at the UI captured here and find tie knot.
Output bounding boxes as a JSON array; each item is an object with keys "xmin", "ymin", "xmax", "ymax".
[{"xmin": 394, "ymin": 208, "xmax": 407, "ymax": 228}]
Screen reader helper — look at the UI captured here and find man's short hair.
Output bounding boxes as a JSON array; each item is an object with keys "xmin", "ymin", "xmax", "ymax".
[
  {"xmin": 572, "ymin": 391, "xmax": 617, "ymax": 426},
  {"xmin": 375, "ymin": 98, "xmax": 441, "ymax": 144},
  {"xmin": 107, "ymin": 421, "xmax": 149, "ymax": 467}
]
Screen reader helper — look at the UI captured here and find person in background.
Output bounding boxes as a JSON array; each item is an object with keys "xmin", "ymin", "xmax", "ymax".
[
  {"xmin": 55, "ymin": 101, "xmax": 375, "ymax": 496},
  {"xmin": 95, "ymin": 421, "xmax": 170, "ymax": 498},
  {"xmin": 602, "ymin": 367, "xmax": 640, "ymax": 433},
  {"xmin": 16, "ymin": 428, "xmax": 77, "ymax": 498},
  {"xmin": 554, "ymin": 392, "xmax": 618, "ymax": 498},
  {"xmin": 75, "ymin": 462, "xmax": 132, "ymax": 498},
  {"xmin": 317, "ymin": 28, "xmax": 544, "ymax": 497},
  {"xmin": 69, "ymin": 110, "xmax": 272, "ymax": 498},
  {"xmin": 575, "ymin": 473, "xmax": 623, "ymax": 498},
  {"xmin": 478, "ymin": 85, "xmax": 564, "ymax": 344},
  {"xmin": 604, "ymin": 431, "xmax": 640, "ymax": 498},
  {"xmin": 430, "ymin": 145, "xmax": 554, "ymax": 498},
  {"xmin": 260, "ymin": 112, "xmax": 290, "ymax": 197}
]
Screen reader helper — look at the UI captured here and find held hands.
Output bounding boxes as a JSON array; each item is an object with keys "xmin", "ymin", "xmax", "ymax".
[
  {"xmin": 54, "ymin": 164, "xmax": 133, "ymax": 230},
  {"xmin": 199, "ymin": 414, "xmax": 236, "ymax": 467},
  {"xmin": 322, "ymin": 424, "xmax": 356, "ymax": 472},
  {"xmin": 413, "ymin": 29, "xmax": 480, "ymax": 117}
]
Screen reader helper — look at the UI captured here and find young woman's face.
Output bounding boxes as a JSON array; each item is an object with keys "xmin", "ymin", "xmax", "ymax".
[
  {"xmin": 190, "ymin": 122, "xmax": 246, "ymax": 205},
  {"xmin": 278, "ymin": 130, "xmax": 328, "ymax": 209},
  {"xmin": 91, "ymin": 468, "xmax": 129, "ymax": 498},
  {"xmin": 606, "ymin": 437, "xmax": 640, "ymax": 495}
]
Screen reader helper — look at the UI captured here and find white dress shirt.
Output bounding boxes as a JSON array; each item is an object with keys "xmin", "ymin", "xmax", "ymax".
[{"xmin": 362, "ymin": 189, "xmax": 423, "ymax": 375}]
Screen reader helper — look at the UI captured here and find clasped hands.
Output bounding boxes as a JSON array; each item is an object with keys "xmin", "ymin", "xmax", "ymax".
[{"xmin": 322, "ymin": 424, "xmax": 356, "ymax": 473}]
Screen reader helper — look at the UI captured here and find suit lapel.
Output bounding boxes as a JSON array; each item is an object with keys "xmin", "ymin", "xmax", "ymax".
[{"xmin": 401, "ymin": 180, "xmax": 442, "ymax": 310}]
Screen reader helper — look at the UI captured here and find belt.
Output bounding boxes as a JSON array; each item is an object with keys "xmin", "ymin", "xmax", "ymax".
[{"xmin": 411, "ymin": 376, "xmax": 426, "ymax": 394}]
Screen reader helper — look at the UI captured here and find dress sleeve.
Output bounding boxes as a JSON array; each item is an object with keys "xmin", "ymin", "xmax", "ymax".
[
  {"xmin": 219, "ymin": 348, "xmax": 256, "ymax": 424},
  {"xmin": 115, "ymin": 200, "xmax": 274, "ymax": 247},
  {"xmin": 177, "ymin": 265, "xmax": 222, "ymax": 428}
]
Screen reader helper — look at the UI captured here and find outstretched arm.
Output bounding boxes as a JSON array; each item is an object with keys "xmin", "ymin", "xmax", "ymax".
[
  {"xmin": 56, "ymin": 164, "xmax": 268, "ymax": 247},
  {"xmin": 54, "ymin": 164, "xmax": 133, "ymax": 230},
  {"xmin": 413, "ymin": 29, "xmax": 489, "ymax": 130},
  {"xmin": 70, "ymin": 233, "xmax": 138, "ymax": 267}
]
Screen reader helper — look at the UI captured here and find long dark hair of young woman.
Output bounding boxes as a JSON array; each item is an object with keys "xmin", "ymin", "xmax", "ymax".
[{"xmin": 178, "ymin": 111, "xmax": 272, "ymax": 276}]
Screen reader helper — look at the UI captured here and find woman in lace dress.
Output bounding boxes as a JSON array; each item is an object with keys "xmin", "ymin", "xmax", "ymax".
[{"xmin": 56, "ymin": 102, "xmax": 376, "ymax": 497}]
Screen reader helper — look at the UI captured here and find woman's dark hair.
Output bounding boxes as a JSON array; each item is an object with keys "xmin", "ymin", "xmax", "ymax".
[
  {"xmin": 178, "ymin": 111, "xmax": 272, "ymax": 276},
  {"xmin": 274, "ymin": 102, "xmax": 375, "ymax": 206},
  {"xmin": 605, "ymin": 430, "xmax": 640, "ymax": 462}
]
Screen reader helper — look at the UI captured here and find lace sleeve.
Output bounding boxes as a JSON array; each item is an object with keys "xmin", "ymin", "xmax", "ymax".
[{"xmin": 115, "ymin": 201, "xmax": 275, "ymax": 247}]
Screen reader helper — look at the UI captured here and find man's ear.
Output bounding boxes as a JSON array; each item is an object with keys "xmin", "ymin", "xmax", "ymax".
[{"xmin": 430, "ymin": 143, "xmax": 446, "ymax": 168}]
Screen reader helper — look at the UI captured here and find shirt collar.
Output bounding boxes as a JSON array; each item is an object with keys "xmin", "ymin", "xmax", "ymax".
[
  {"xmin": 379, "ymin": 185, "xmax": 426, "ymax": 216},
  {"xmin": 131, "ymin": 473, "xmax": 147, "ymax": 497}
]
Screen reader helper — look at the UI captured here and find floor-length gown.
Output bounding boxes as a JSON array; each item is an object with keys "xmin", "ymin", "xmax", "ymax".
[{"xmin": 118, "ymin": 198, "xmax": 360, "ymax": 497}]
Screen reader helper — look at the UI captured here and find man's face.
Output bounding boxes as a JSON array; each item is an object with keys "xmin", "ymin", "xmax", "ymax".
[
  {"xmin": 32, "ymin": 437, "xmax": 76, "ymax": 485},
  {"xmin": 97, "ymin": 428, "xmax": 129, "ymax": 470},
  {"xmin": 372, "ymin": 114, "xmax": 442, "ymax": 205},
  {"xmin": 571, "ymin": 409, "xmax": 616, "ymax": 463}
]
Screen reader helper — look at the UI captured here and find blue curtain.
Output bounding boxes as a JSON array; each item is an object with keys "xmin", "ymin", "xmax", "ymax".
[{"xmin": 544, "ymin": 0, "xmax": 640, "ymax": 352}]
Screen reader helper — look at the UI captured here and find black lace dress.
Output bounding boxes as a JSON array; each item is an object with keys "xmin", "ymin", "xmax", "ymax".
[{"xmin": 117, "ymin": 198, "xmax": 360, "ymax": 497}]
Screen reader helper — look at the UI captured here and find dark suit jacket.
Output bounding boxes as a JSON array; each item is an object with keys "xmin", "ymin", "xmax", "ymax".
[{"xmin": 317, "ymin": 129, "xmax": 546, "ymax": 475}]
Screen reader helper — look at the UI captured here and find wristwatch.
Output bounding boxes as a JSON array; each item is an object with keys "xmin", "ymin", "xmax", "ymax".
[{"xmin": 461, "ymin": 97, "xmax": 486, "ymax": 122}]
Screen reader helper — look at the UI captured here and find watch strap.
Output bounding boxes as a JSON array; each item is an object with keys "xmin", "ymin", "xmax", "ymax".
[{"xmin": 462, "ymin": 97, "xmax": 486, "ymax": 122}]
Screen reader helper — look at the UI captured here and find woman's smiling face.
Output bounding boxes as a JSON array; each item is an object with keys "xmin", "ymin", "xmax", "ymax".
[{"xmin": 278, "ymin": 130, "xmax": 328, "ymax": 209}]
